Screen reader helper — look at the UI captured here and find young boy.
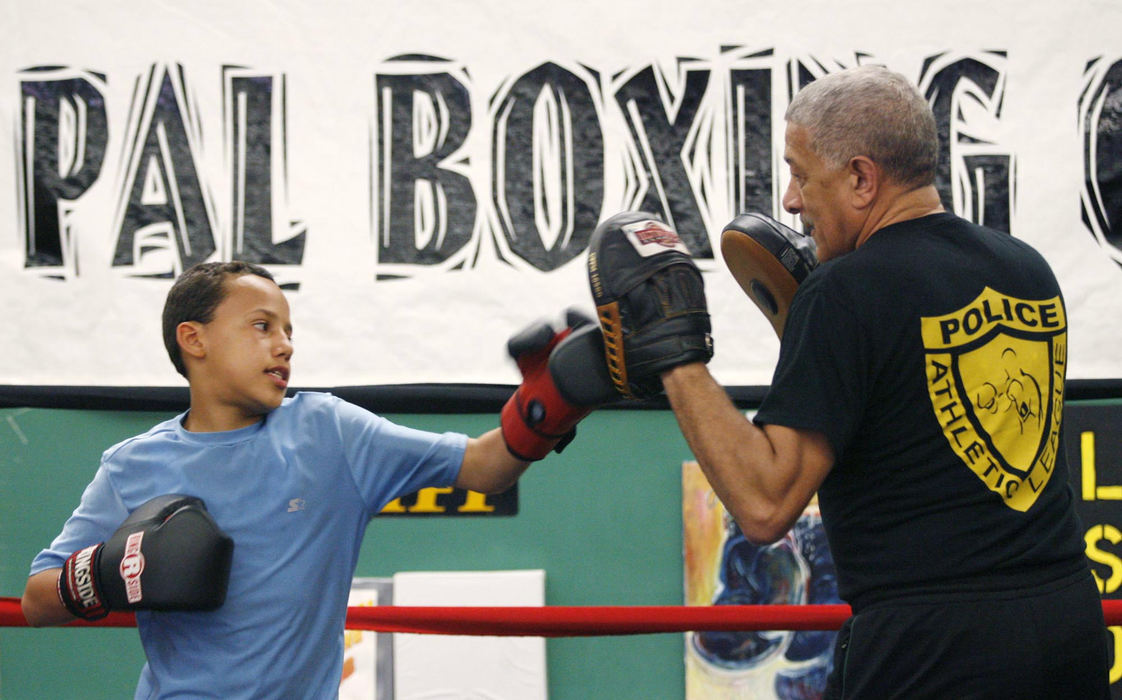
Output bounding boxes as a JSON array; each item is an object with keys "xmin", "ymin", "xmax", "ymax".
[{"xmin": 21, "ymin": 261, "xmax": 592, "ymax": 698}]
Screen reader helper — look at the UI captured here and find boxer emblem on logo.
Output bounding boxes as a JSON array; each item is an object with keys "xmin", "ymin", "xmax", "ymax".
[{"xmin": 921, "ymin": 287, "xmax": 1066, "ymax": 512}]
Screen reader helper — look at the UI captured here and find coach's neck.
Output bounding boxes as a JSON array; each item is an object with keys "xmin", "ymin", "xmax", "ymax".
[{"xmin": 855, "ymin": 182, "xmax": 945, "ymax": 249}]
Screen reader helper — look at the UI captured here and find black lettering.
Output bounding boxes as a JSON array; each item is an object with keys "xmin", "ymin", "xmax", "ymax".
[
  {"xmin": 18, "ymin": 69, "xmax": 108, "ymax": 274},
  {"xmin": 615, "ymin": 64, "xmax": 712, "ymax": 257},
  {"xmin": 963, "ymin": 308, "xmax": 983, "ymax": 334},
  {"xmin": 963, "ymin": 155, "xmax": 1013, "ymax": 233},
  {"xmin": 1014, "ymin": 302, "xmax": 1037, "ymax": 326},
  {"xmin": 938, "ymin": 399, "xmax": 964, "ymax": 422},
  {"xmin": 1039, "ymin": 303, "xmax": 1059, "ymax": 328},
  {"xmin": 982, "ymin": 299, "xmax": 1004, "ymax": 324},
  {"xmin": 1008, "ymin": 478, "xmax": 1023, "ymax": 497},
  {"xmin": 375, "ymin": 59, "xmax": 475, "ymax": 272},
  {"xmin": 226, "ymin": 70, "xmax": 306, "ymax": 269},
  {"xmin": 113, "ymin": 64, "xmax": 217, "ymax": 275},
  {"xmin": 939, "ymin": 319, "xmax": 959, "ymax": 345},
  {"xmin": 932, "ymin": 378, "xmax": 954, "ymax": 399},
  {"xmin": 491, "ymin": 62, "xmax": 603, "ymax": 271},
  {"xmin": 728, "ymin": 62, "xmax": 773, "ymax": 217},
  {"xmin": 921, "ymin": 52, "xmax": 1013, "ymax": 233},
  {"xmin": 964, "ymin": 440, "xmax": 986, "ymax": 463},
  {"xmin": 950, "ymin": 424, "xmax": 970, "ymax": 447},
  {"xmin": 1054, "ymin": 340, "xmax": 1067, "ymax": 366},
  {"xmin": 1039, "ymin": 439, "xmax": 1056, "ymax": 474},
  {"xmin": 1081, "ymin": 58, "xmax": 1122, "ymax": 262}
]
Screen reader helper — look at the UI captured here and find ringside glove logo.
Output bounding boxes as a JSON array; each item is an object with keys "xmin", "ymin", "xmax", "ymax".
[
  {"xmin": 119, "ymin": 531, "xmax": 146, "ymax": 604},
  {"xmin": 921, "ymin": 288, "xmax": 1066, "ymax": 512},
  {"xmin": 622, "ymin": 219, "xmax": 690, "ymax": 257},
  {"xmin": 59, "ymin": 543, "xmax": 108, "ymax": 620},
  {"xmin": 69, "ymin": 544, "xmax": 101, "ymax": 610}
]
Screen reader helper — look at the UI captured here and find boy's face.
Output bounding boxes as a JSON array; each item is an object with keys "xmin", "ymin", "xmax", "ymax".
[{"xmin": 197, "ymin": 273, "xmax": 293, "ymax": 421}]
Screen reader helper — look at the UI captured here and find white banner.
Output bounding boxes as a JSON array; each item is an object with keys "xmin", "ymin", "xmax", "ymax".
[{"xmin": 2, "ymin": 0, "xmax": 1121, "ymax": 387}]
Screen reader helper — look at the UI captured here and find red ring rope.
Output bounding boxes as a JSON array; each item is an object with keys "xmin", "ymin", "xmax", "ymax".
[{"xmin": 4, "ymin": 597, "xmax": 1122, "ymax": 636}]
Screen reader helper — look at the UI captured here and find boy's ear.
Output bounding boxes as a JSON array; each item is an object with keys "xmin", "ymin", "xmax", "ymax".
[{"xmin": 177, "ymin": 321, "xmax": 207, "ymax": 362}]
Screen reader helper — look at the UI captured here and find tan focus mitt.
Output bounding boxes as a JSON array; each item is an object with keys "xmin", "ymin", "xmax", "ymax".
[{"xmin": 720, "ymin": 213, "xmax": 818, "ymax": 338}]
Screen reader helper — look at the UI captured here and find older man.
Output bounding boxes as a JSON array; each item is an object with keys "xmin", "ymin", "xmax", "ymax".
[{"xmin": 658, "ymin": 66, "xmax": 1109, "ymax": 698}]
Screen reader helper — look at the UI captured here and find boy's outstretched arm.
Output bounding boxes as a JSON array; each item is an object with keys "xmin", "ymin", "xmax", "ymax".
[
  {"xmin": 457, "ymin": 310, "xmax": 611, "ymax": 494},
  {"xmin": 457, "ymin": 428, "xmax": 531, "ymax": 494}
]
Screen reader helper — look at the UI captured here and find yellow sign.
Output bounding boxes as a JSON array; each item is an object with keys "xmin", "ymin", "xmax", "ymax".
[{"xmin": 377, "ymin": 486, "xmax": 516, "ymax": 516}]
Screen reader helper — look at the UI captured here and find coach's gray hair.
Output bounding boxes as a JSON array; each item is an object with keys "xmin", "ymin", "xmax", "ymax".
[{"xmin": 785, "ymin": 65, "xmax": 939, "ymax": 188}]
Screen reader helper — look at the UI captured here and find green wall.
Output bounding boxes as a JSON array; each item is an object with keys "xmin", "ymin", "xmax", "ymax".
[{"xmin": 0, "ymin": 406, "xmax": 694, "ymax": 699}]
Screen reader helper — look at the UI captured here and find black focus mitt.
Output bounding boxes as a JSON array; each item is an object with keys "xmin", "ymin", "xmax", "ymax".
[
  {"xmin": 587, "ymin": 211, "xmax": 713, "ymax": 400},
  {"xmin": 720, "ymin": 212, "xmax": 818, "ymax": 338}
]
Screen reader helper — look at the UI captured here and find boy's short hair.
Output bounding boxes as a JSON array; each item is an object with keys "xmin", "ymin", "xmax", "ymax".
[{"xmin": 162, "ymin": 261, "xmax": 276, "ymax": 379}]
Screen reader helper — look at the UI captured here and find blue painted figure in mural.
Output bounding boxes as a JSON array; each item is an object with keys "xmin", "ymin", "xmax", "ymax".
[{"xmin": 692, "ymin": 508, "xmax": 839, "ymax": 699}]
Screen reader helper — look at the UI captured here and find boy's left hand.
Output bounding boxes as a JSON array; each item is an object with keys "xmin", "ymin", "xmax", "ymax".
[{"xmin": 500, "ymin": 309, "xmax": 611, "ymax": 461}]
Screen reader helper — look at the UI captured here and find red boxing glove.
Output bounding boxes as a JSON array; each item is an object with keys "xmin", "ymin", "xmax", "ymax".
[{"xmin": 501, "ymin": 310, "xmax": 604, "ymax": 461}]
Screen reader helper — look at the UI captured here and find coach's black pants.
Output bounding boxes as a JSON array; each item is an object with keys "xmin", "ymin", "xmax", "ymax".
[{"xmin": 825, "ymin": 570, "xmax": 1111, "ymax": 699}]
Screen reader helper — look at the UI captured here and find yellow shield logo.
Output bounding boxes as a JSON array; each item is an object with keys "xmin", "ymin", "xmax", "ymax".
[{"xmin": 921, "ymin": 287, "xmax": 1066, "ymax": 512}]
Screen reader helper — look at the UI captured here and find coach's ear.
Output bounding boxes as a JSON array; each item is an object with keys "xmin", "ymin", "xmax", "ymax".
[
  {"xmin": 177, "ymin": 321, "xmax": 207, "ymax": 361},
  {"xmin": 847, "ymin": 155, "xmax": 880, "ymax": 209}
]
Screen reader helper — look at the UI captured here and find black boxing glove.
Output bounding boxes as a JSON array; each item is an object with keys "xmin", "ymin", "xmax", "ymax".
[
  {"xmin": 587, "ymin": 211, "xmax": 713, "ymax": 399},
  {"xmin": 58, "ymin": 494, "xmax": 234, "ymax": 620}
]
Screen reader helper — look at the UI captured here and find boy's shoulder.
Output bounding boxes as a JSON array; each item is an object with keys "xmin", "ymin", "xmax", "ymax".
[
  {"xmin": 101, "ymin": 413, "xmax": 185, "ymax": 462},
  {"xmin": 285, "ymin": 390, "xmax": 339, "ymax": 408},
  {"xmin": 279, "ymin": 391, "xmax": 382, "ymax": 431},
  {"xmin": 276, "ymin": 390, "xmax": 344, "ymax": 421},
  {"xmin": 100, "ymin": 392, "xmax": 348, "ymax": 462}
]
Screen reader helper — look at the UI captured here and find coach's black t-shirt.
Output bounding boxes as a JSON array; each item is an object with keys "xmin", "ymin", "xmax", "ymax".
[{"xmin": 755, "ymin": 212, "xmax": 1089, "ymax": 612}]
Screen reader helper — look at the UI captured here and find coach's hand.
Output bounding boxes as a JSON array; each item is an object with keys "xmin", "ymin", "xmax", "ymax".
[
  {"xmin": 587, "ymin": 211, "xmax": 713, "ymax": 399},
  {"xmin": 57, "ymin": 494, "xmax": 234, "ymax": 620}
]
